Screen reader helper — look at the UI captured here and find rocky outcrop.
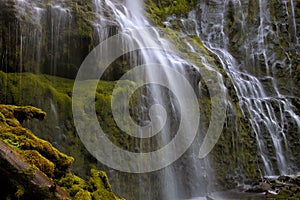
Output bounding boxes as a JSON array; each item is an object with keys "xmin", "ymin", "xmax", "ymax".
[
  {"xmin": 0, "ymin": 104, "xmax": 125, "ymax": 199},
  {"xmin": 245, "ymin": 175, "xmax": 300, "ymax": 199}
]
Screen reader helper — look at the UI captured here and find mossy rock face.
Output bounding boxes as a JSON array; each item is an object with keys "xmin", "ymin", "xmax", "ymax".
[
  {"xmin": 0, "ymin": 71, "xmax": 143, "ymax": 174},
  {"xmin": 74, "ymin": 189, "xmax": 92, "ymax": 200},
  {"xmin": 0, "ymin": 0, "xmax": 118, "ymax": 79},
  {"xmin": 0, "ymin": 104, "xmax": 46, "ymax": 126},
  {"xmin": 57, "ymin": 169, "xmax": 125, "ymax": 200},
  {"xmin": 0, "ymin": 104, "xmax": 73, "ymax": 178},
  {"xmin": 267, "ymin": 189, "xmax": 298, "ymax": 199},
  {"xmin": 0, "ymin": 104, "xmax": 125, "ymax": 199},
  {"xmin": 145, "ymin": 0, "xmax": 200, "ymax": 26},
  {"xmin": 0, "ymin": 71, "xmax": 93, "ymax": 177},
  {"xmin": 0, "ymin": 71, "xmax": 137, "ymax": 197},
  {"xmin": 23, "ymin": 150, "xmax": 56, "ymax": 178}
]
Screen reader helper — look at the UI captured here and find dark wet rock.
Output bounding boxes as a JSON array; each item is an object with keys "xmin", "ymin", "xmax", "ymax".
[
  {"xmin": 242, "ymin": 175, "xmax": 300, "ymax": 199},
  {"xmin": 261, "ymin": 182, "xmax": 272, "ymax": 191},
  {"xmin": 246, "ymin": 182, "xmax": 271, "ymax": 193},
  {"xmin": 277, "ymin": 175, "xmax": 292, "ymax": 183},
  {"xmin": 262, "ymin": 176, "xmax": 300, "ymax": 199}
]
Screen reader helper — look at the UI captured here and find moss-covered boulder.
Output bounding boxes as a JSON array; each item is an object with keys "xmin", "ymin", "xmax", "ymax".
[{"xmin": 0, "ymin": 104, "xmax": 125, "ymax": 200}]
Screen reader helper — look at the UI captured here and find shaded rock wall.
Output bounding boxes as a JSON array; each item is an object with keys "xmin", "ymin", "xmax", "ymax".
[
  {"xmin": 0, "ymin": 0, "xmax": 117, "ymax": 78},
  {"xmin": 192, "ymin": 0, "xmax": 300, "ymax": 175}
]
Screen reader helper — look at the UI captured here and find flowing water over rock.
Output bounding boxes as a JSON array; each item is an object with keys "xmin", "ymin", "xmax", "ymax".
[
  {"xmin": 12, "ymin": 0, "xmax": 72, "ymax": 75},
  {"xmin": 1, "ymin": 0, "xmax": 300, "ymax": 199},
  {"xmin": 0, "ymin": 0, "xmax": 116, "ymax": 78},
  {"xmin": 179, "ymin": 0, "xmax": 300, "ymax": 176},
  {"xmin": 90, "ymin": 0, "xmax": 226, "ymax": 199}
]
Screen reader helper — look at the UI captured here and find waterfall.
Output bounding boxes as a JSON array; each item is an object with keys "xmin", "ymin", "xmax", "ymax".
[
  {"xmin": 47, "ymin": 2, "xmax": 71, "ymax": 75},
  {"xmin": 184, "ymin": 0, "xmax": 300, "ymax": 176},
  {"xmin": 2, "ymin": 0, "xmax": 299, "ymax": 198},
  {"xmin": 287, "ymin": 0, "xmax": 299, "ymax": 46},
  {"xmin": 3, "ymin": 0, "xmax": 75, "ymax": 77},
  {"xmin": 85, "ymin": 0, "xmax": 229, "ymax": 199},
  {"xmin": 15, "ymin": 0, "xmax": 44, "ymax": 73}
]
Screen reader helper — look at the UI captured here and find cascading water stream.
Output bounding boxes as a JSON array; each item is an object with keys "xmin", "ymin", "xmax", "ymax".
[
  {"xmin": 6, "ymin": 0, "xmax": 300, "ymax": 198},
  {"xmin": 15, "ymin": 0, "xmax": 43, "ymax": 70},
  {"xmin": 103, "ymin": 0, "xmax": 193, "ymax": 199},
  {"xmin": 13, "ymin": 0, "xmax": 72, "ymax": 77},
  {"xmin": 48, "ymin": 2, "xmax": 71, "ymax": 75},
  {"xmin": 183, "ymin": 0, "xmax": 300, "ymax": 176},
  {"xmin": 287, "ymin": 0, "xmax": 299, "ymax": 46},
  {"xmin": 89, "ymin": 0, "xmax": 229, "ymax": 199}
]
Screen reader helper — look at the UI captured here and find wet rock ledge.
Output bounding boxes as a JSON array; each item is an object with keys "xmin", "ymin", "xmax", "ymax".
[
  {"xmin": 0, "ymin": 104, "xmax": 125, "ymax": 200},
  {"xmin": 246, "ymin": 175, "xmax": 300, "ymax": 199}
]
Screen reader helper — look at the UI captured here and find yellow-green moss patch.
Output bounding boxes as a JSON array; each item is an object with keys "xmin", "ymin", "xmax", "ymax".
[{"xmin": 0, "ymin": 104, "xmax": 125, "ymax": 199}]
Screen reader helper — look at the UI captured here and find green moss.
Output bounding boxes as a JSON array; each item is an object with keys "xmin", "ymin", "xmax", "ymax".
[
  {"xmin": 0, "ymin": 112, "xmax": 5, "ymax": 122},
  {"xmin": 57, "ymin": 172, "xmax": 88, "ymax": 197},
  {"xmin": 0, "ymin": 73, "xmax": 129, "ymax": 198},
  {"xmin": 0, "ymin": 72, "xmax": 87, "ymax": 173},
  {"xmin": 89, "ymin": 169, "xmax": 116, "ymax": 199},
  {"xmin": 58, "ymin": 169, "xmax": 125, "ymax": 200},
  {"xmin": 23, "ymin": 150, "xmax": 55, "ymax": 178},
  {"xmin": 0, "ymin": 72, "xmax": 72, "ymax": 116},
  {"xmin": 0, "ymin": 71, "xmax": 143, "ymax": 177},
  {"xmin": 278, "ymin": 189, "xmax": 294, "ymax": 197},
  {"xmin": 74, "ymin": 189, "xmax": 92, "ymax": 200},
  {"xmin": 0, "ymin": 104, "xmax": 74, "ymax": 178},
  {"xmin": 295, "ymin": 191, "xmax": 300, "ymax": 198},
  {"xmin": 15, "ymin": 185, "xmax": 25, "ymax": 198},
  {"xmin": 145, "ymin": 0, "xmax": 200, "ymax": 26},
  {"xmin": 0, "ymin": 104, "xmax": 125, "ymax": 199},
  {"xmin": 267, "ymin": 189, "xmax": 296, "ymax": 199}
]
